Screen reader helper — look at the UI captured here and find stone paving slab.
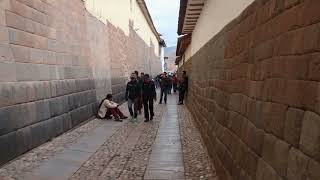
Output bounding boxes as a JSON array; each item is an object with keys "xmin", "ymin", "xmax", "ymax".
[
  {"xmin": 144, "ymin": 97, "xmax": 185, "ymax": 180},
  {"xmin": 23, "ymin": 120, "xmax": 124, "ymax": 180}
]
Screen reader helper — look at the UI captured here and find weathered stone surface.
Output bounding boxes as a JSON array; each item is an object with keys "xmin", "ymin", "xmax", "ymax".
[
  {"xmin": 284, "ymin": 108, "xmax": 304, "ymax": 147},
  {"xmin": 0, "ymin": 62, "xmax": 16, "ymax": 82},
  {"xmin": 287, "ymin": 148, "xmax": 310, "ymax": 180},
  {"xmin": 256, "ymin": 158, "xmax": 283, "ymax": 180},
  {"xmin": 300, "ymin": 111, "xmax": 320, "ymax": 160}
]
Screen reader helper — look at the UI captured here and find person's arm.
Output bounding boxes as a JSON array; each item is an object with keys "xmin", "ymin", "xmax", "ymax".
[{"xmin": 105, "ymin": 100, "xmax": 118, "ymax": 108}]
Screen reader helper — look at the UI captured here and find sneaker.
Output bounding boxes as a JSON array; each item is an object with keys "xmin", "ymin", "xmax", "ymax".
[
  {"xmin": 150, "ymin": 115, "xmax": 154, "ymax": 120},
  {"xmin": 159, "ymin": 102, "xmax": 162, "ymax": 104},
  {"xmin": 178, "ymin": 102, "xmax": 183, "ymax": 105},
  {"xmin": 144, "ymin": 118, "xmax": 149, "ymax": 122}
]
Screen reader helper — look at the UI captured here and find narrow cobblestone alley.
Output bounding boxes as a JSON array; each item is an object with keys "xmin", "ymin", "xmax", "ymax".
[{"xmin": 0, "ymin": 94, "xmax": 217, "ymax": 180}]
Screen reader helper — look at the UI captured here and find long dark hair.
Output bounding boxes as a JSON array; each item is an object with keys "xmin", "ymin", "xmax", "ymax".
[{"xmin": 98, "ymin": 94, "xmax": 112, "ymax": 109}]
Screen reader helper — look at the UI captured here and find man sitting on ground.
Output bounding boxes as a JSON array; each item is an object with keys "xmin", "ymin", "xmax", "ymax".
[{"xmin": 97, "ymin": 94, "xmax": 128, "ymax": 122}]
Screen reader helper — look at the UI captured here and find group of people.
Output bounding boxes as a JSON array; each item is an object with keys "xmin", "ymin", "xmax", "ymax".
[
  {"xmin": 97, "ymin": 70, "xmax": 188, "ymax": 122},
  {"xmin": 156, "ymin": 71, "xmax": 188, "ymax": 105}
]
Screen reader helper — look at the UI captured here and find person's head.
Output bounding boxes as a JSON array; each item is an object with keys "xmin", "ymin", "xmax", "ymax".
[
  {"xmin": 130, "ymin": 73, "xmax": 136, "ymax": 81},
  {"xmin": 144, "ymin": 74, "xmax": 150, "ymax": 81},
  {"xmin": 141, "ymin": 72, "xmax": 144, "ymax": 77},
  {"xmin": 106, "ymin": 94, "xmax": 113, "ymax": 100},
  {"xmin": 134, "ymin": 71, "xmax": 139, "ymax": 76},
  {"xmin": 164, "ymin": 72, "xmax": 167, "ymax": 77}
]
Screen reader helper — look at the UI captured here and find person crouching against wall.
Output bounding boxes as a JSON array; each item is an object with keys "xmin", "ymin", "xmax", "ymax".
[{"xmin": 97, "ymin": 94, "xmax": 128, "ymax": 122}]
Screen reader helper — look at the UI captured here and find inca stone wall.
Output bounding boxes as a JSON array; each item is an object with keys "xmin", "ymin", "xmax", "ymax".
[
  {"xmin": 180, "ymin": 0, "xmax": 320, "ymax": 179},
  {"xmin": 0, "ymin": 0, "xmax": 161, "ymax": 165}
]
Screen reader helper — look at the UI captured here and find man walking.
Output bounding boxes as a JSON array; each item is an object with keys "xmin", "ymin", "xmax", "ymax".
[
  {"xmin": 142, "ymin": 74, "xmax": 156, "ymax": 122},
  {"xmin": 125, "ymin": 73, "xmax": 140, "ymax": 121},
  {"xmin": 159, "ymin": 72, "xmax": 169, "ymax": 104},
  {"xmin": 178, "ymin": 71, "xmax": 188, "ymax": 105},
  {"xmin": 134, "ymin": 71, "xmax": 143, "ymax": 114}
]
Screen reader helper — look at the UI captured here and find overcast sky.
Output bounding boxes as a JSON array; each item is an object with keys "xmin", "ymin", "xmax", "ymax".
[{"xmin": 145, "ymin": 0, "xmax": 180, "ymax": 47}]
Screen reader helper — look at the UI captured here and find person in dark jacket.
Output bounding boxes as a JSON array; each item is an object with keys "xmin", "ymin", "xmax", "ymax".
[
  {"xmin": 178, "ymin": 71, "xmax": 188, "ymax": 105},
  {"xmin": 125, "ymin": 73, "xmax": 141, "ymax": 120},
  {"xmin": 142, "ymin": 74, "xmax": 156, "ymax": 122},
  {"xmin": 159, "ymin": 72, "xmax": 169, "ymax": 104},
  {"xmin": 172, "ymin": 74, "xmax": 178, "ymax": 93},
  {"xmin": 134, "ymin": 71, "xmax": 143, "ymax": 114}
]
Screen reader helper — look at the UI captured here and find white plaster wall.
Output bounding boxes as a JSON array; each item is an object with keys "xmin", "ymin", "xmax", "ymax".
[
  {"xmin": 83, "ymin": 0, "xmax": 160, "ymax": 56},
  {"xmin": 184, "ymin": 0, "xmax": 254, "ymax": 61}
]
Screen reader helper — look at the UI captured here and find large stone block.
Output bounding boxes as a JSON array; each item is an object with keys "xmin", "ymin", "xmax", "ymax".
[
  {"xmin": 308, "ymin": 159, "xmax": 320, "ymax": 180},
  {"xmin": 8, "ymin": 28, "xmax": 33, "ymax": 48},
  {"xmin": 11, "ymin": 44, "xmax": 30, "ymax": 62},
  {"xmin": 287, "ymin": 148, "xmax": 310, "ymax": 180},
  {"xmin": 0, "ymin": 26, "xmax": 9, "ymax": 43},
  {"xmin": 261, "ymin": 102, "xmax": 287, "ymax": 138},
  {"xmin": 15, "ymin": 126, "xmax": 32, "ymax": 155},
  {"xmin": 35, "ymin": 99, "xmax": 50, "ymax": 122},
  {"xmin": 0, "ymin": 82, "xmax": 14, "ymax": 108},
  {"xmin": 61, "ymin": 113, "xmax": 72, "ymax": 132},
  {"xmin": 30, "ymin": 120, "xmax": 50, "ymax": 148},
  {"xmin": 0, "ymin": 61, "xmax": 16, "ymax": 82},
  {"xmin": 284, "ymin": 108, "xmax": 304, "ymax": 147},
  {"xmin": 5, "ymin": 10, "xmax": 26, "ymax": 30},
  {"xmin": 0, "ymin": 132, "xmax": 17, "ymax": 165},
  {"xmin": 15, "ymin": 62, "xmax": 39, "ymax": 81},
  {"xmin": 0, "ymin": 43, "xmax": 14, "ymax": 62},
  {"xmin": 300, "ymin": 111, "xmax": 320, "ymax": 160},
  {"xmin": 49, "ymin": 96, "xmax": 69, "ymax": 117},
  {"xmin": 256, "ymin": 158, "xmax": 283, "ymax": 180},
  {"xmin": 308, "ymin": 53, "xmax": 320, "ymax": 81}
]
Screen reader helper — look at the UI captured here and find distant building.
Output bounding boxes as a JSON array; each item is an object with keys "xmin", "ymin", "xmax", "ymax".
[{"xmin": 164, "ymin": 46, "xmax": 178, "ymax": 73}]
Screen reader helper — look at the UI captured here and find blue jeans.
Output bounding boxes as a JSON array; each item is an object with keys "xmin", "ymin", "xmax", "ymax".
[{"xmin": 127, "ymin": 98, "xmax": 139, "ymax": 118}]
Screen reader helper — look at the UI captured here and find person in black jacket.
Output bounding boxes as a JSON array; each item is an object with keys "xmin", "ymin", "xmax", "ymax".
[
  {"xmin": 178, "ymin": 71, "xmax": 189, "ymax": 105},
  {"xmin": 142, "ymin": 74, "xmax": 156, "ymax": 122},
  {"xmin": 125, "ymin": 73, "xmax": 141, "ymax": 120},
  {"xmin": 159, "ymin": 72, "xmax": 169, "ymax": 104}
]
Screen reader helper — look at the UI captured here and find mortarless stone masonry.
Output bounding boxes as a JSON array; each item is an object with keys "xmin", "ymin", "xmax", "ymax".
[
  {"xmin": 0, "ymin": 0, "xmax": 161, "ymax": 165},
  {"xmin": 178, "ymin": 0, "xmax": 320, "ymax": 179}
]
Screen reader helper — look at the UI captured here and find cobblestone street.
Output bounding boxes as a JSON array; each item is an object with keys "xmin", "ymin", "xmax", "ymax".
[{"xmin": 0, "ymin": 94, "xmax": 217, "ymax": 180}]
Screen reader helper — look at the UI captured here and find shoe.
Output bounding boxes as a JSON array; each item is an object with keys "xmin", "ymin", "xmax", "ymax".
[
  {"xmin": 159, "ymin": 102, "xmax": 162, "ymax": 104},
  {"xmin": 150, "ymin": 115, "xmax": 154, "ymax": 120},
  {"xmin": 178, "ymin": 102, "xmax": 183, "ymax": 105},
  {"xmin": 105, "ymin": 116, "xmax": 112, "ymax": 120},
  {"xmin": 144, "ymin": 118, "xmax": 149, "ymax": 122},
  {"xmin": 121, "ymin": 116, "xmax": 128, "ymax": 119},
  {"xmin": 115, "ymin": 119, "xmax": 123, "ymax": 122}
]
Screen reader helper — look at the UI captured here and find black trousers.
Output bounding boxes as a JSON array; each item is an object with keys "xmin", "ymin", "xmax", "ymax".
[
  {"xmin": 179, "ymin": 90, "xmax": 186, "ymax": 103},
  {"xmin": 160, "ymin": 88, "xmax": 167, "ymax": 103},
  {"xmin": 143, "ymin": 98, "xmax": 154, "ymax": 119}
]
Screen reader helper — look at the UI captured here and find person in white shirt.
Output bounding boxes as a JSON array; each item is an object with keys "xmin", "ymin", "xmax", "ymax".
[{"xmin": 97, "ymin": 94, "xmax": 128, "ymax": 122}]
